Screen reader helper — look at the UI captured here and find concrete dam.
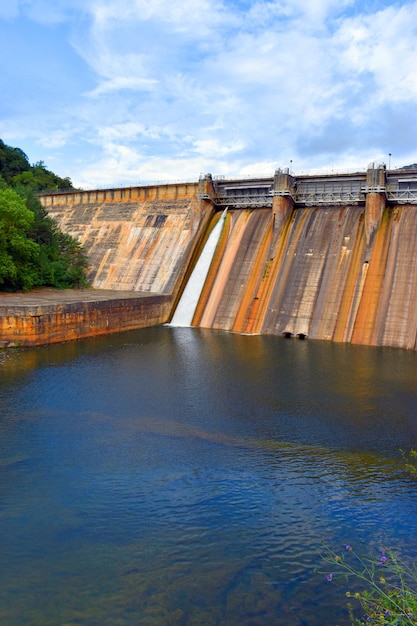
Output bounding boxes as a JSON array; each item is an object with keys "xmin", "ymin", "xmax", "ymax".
[{"xmin": 39, "ymin": 164, "xmax": 417, "ymax": 350}]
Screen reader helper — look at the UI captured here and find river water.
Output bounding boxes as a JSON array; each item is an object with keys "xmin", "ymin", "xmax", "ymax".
[{"xmin": 1, "ymin": 327, "xmax": 417, "ymax": 625}]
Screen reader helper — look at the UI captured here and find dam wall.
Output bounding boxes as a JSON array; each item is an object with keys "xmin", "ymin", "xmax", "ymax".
[
  {"xmin": 41, "ymin": 180, "xmax": 215, "ymax": 298},
  {"xmin": 194, "ymin": 204, "xmax": 417, "ymax": 349},
  {"xmin": 190, "ymin": 165, "xmax": 417, "ymax": 349},
  {"xmin": 37, "ymin": 165, "xmax": 417, "ymax": 350}
]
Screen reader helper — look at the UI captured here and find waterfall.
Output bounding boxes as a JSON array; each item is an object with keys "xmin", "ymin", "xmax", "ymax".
[{"xmin": 170, "ymin": 209, "xmax": 227, "ymax": 327}]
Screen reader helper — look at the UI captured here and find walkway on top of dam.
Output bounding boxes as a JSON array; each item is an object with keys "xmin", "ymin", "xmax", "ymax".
[
  {"xmin": 38, "ymin": 165, "xmax": 417, "ymax": 210},
  {"xmin": 198, "ymin": 167, "xmax": 417, "ymax": 208}
]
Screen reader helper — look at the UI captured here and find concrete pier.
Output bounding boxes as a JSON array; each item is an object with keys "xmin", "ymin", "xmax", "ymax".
[{"xmin": 0, "ymin": 289, "xmax": 171, "ymax": 347}]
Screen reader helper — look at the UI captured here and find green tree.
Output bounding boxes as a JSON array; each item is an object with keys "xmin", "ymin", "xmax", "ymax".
[
  {"xmin": 0, "ymin": 140, "xmax": 74, "ymax": 191},
  {"xmin": 22, "ymin": 161, "xmax": 73, "ymax": 191},
  {"xmin": 0, "ymin": 140, "xmax": 88, "ymax": 291},
  {"xmin": 14, "ymin": 184, "xmax": 88, "ymax": 289},
  {"xmin": 0, "ymin": 140, "xmax": 30, "ymax": 184},
  {"xmin": 0, "ymin": 188, "xmax": 40, "ymax": 291},
  {"xmin": 12, "ymin": 161, "xmax": 73, "ymax": 191}
]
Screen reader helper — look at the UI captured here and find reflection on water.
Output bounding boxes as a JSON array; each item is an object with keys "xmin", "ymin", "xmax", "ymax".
[{"xmin": 1, "ymin": 327, "xmax": 417, "ymax": 625}]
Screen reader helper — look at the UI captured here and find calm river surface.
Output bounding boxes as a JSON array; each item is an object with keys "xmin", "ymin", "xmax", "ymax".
[{"xmin": 1, "ymin": 327, "xmax": 417, "ymax": 625}]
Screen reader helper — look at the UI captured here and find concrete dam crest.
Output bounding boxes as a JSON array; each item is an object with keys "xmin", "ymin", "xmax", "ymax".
[{"xmin": 39, "ymin": 165, "xmax": 417, "ymax": 350}]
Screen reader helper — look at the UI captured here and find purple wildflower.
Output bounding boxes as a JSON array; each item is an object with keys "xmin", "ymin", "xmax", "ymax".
[
  {"xmin": 380, "ymin": 555, "xmax": 388, "ymax": 565},
  {"xmin": 326, "ymin": 573, "xmax": 333, "ymax": 582},
  {"xmin": 345, "ymin": 545, "xmax": 352, "ymax": 551}
]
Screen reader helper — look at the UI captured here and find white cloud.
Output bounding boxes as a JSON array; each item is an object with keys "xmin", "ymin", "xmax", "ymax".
[
  {"xmin": 36, "ymin": 129, "xmax": 75, "ymax": 149},
  {"xmin": 88, "ymin": 0, "xmax": 227, "ymax": 33},
  {"xmin": 335, "ymin": 3, "xmax": 417, "ymax": 101},
  {"xmin": 192, "ymin": 138, "xmax": 247, "ymax": 157},
  {"xmin": 86, "ymin": 76, "xmax": 158, "ymax": 97},
  {"xmin": 1, "ymin": 0, "xmax": 416, "ymax": 185}
]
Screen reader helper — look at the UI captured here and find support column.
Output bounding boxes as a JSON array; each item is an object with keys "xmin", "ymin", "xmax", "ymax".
[
  {"xmin": 194, "ymin": 173, "xmax": 217, "ymax": 230},
  {"xmin": 364, "ymin": 163, "xmax": 387, "ymax": 245},
  {"xmin": 197, "ymin": 173, "xmax": 216, "ymax": 203},
  {"xmin": 272, "ymin": 168, "xmax": 296, "ymax": 231}
]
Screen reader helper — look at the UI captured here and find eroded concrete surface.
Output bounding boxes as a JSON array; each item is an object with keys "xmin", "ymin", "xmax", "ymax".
[
  {"xmin": 26, "ymin": 176, "xmax": 417, "ymax": 351},
  {"xmin": 0, "ymin": 288, "xmax": 149, "ymax": 308},
  {"xmin": 0, "ymin": 289, "xmax": 171, "ymax": 347}
]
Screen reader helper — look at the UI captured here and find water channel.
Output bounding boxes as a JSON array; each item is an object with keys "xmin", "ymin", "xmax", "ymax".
[{"xmin": 1, "ymin": 327, "xmax": 417, "ymax": 625}]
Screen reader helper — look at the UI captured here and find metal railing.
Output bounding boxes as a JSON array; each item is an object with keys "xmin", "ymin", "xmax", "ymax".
[
  {"xmin": 294, "ymin": 186, "xmax": 365, "ymax": 205},
  {"xmin": 214, "ymin": 193, "xmax": 274, "ymax": 208},
  {"xmin": 386, "ymin": 189, "xmax": 417, "ymax": 203},
  {"xmin": 37, "ymin": 173, "xmax": 417, "ymax": 206}
]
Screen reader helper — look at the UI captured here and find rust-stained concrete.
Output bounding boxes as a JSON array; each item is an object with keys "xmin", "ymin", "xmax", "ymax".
[
  {"xmin": 1, "ymin": 179, "xmax": 216, "ymax": 347},
  {"xmin": 41, "ymin": 182, "xmax": 214, "ymax": 294},
  {"xmin": 192, "ymin": 203, "xmax": 417, "ymax": 350},
  {"xmin": 0, "ymin": 289, "xmax": 171, "ymax": 347},
  {"xmin": 3, "ymin": 172, "xmax": 417, "ymax": 350}
]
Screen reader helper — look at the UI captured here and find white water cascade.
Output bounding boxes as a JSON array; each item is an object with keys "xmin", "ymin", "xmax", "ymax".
[{"xmin": 170, "ymin": 209, "xmax": 228, "ymax": 327}]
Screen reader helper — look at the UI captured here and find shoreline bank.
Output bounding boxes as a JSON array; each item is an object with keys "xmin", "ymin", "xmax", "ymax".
[{"xmin": 0, "ymin": 289, "xmax": 171, "ymax": 348}]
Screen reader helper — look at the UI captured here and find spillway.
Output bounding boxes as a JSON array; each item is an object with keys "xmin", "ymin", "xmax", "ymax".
[{"xmin": 171, "ymin": 209, "xmax": 228, "ymax": 326}]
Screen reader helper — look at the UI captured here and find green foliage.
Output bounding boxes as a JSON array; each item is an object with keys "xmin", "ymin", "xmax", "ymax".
[
  {"xmin": 0, "ymin": 140, "xmax": 30, "ymax": 184},
  {"xmin": 402, "ymin": 449, "xmax": 417, "ymax": 479},
  {"xmin": 0, "ymin": 139, "xmax": 74, "ymax": 191},
  {"xmin": 0, "ymin": 140, "xmax": 88, "ymax": 291},
  {"xmin": 18, "ymin": 186, "xmax": 88, "ymax": 289},
  {"xmin": 0, "ymin": 188, "xmax": 40, "ymax": 291},
  {"xmin": 14, "ymin": 161, "xmax": 73, "ymax": 191},
  {"xmin": 321, "ymin": 545, "xmax": 417, "ymax": 624}
]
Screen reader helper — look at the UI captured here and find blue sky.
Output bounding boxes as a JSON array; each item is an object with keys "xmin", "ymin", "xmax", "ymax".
[{"xmin": 0, "ymin": 0, "xmax": 416, "ymax": 188}]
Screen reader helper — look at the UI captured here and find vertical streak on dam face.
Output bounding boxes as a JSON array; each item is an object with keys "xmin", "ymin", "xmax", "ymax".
[
  {"xmin": 332, "ymin": 216, "xmax": 366, "ymax": 344},
  {"xmin": 195, "ymin": 210, "xmax": 272, "ymax": 330},
  {"xmin": 257, "ymin": 208, "xmax": 317, "ymax": 336},
  {"xmin": 42, "ymin": 185, "xmax": 209, "ymax": 296},
  {"xmin": 232, "ymin": 212, "xmax": 274, "ymax": 333},
  {"xmin": 41, "ymin": 178, "xmax": 417, "ymax": 350},
  {"xmin": 171, "ymin": 209, "xmax": 228, "ymax": 327},
  {"xmin": 190, "ymin": 202, "xmax": 417, "ymax": 349},
  {"xmin": 244, "ymin": 209, "xmax": 296, "ymax": 335},
  {"xmin": 191, "ymin": 212, "xmax": 231, "ymax": 327},
  {"xmin": 306, "ymin": 207, "xmax": 364, "ymax": 341},
  {"xmin": 370, "ymin": 206, "xmax": 417, "ymax": 349},
  {"xmin": 351, "ymin": 209, "xmax": 393, "ymax": 346}
]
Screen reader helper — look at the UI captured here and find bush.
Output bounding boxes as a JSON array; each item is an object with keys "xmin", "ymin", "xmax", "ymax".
[
  {"xmin": 0, "ymin": 188, "xmax": 40, "ymax": 291},
  {"xmin": 321, "ymin": 545, "xmax": 417, "ymax": 624},
  {"xmin": 0, "ymin": 186, "xmax": 88, "ymax": 291},
  {"xmin": 402, "ymin": 450, "xmax": 417, "ymax": 479},
  {"xmin": 0, "ymin": 140, "xmax": 88, "ymax": 291}
]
